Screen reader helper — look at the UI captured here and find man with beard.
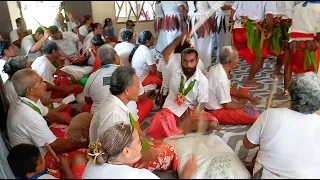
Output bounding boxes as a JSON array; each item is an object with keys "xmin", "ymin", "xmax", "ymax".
[{"xmin": 147, "ymin": 48, "xmax": 220, "ymax": 140}]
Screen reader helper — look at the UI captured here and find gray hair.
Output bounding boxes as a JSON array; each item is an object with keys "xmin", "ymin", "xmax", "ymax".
[
  {"xmin": 12, "ymin": 69, "xmax": 38, "ymax": 97},
  {"xmin": 110, "ymin": 66, "xmax": 136, "ymax": 96},
  {"xmin": 219, "ymin": 46, "xmax": 238, "ymax": 64},
  {"xmin": 289, "ymin": 72, "xmax": 320, "ymax": 114},
  {"xmin": 3, "ymin": 56, "xmax": 28, "ymax": 77},
  {"xmin": 97, "ymin": 44, "xmax": 116, "ymax": 65}
]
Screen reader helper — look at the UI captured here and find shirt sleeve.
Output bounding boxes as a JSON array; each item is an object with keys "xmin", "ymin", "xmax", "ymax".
[
  {"xmin": 265, "ymin": 1, "xmax": 278, "ymax": 15},
  {"xmin": 10, "ymin": 30, "xmax": 19, "ymax": 43},
  {"xmin": 246, "ymin": 110, "xmax": 268, "ymax": 145},
  {"xmin": 216, "ymin": 80, "xmax": 232, "ymax": 104},
  {"xmin": 70, "ymin": 32, "xmax": 80, "ymax": 42},
  {"xmin": 146, "ymin": 50, "xmax": 156, "ymax": 66},
  {"xmin": 79, "ymin": 26, "xmax": 88, "ymax": 37},
  {"xmin": 26, "ymin": 119, "xmax": 57, "ymax": 148},
  {"xmin": 196, "ymin": 78, "xmax": 209, "ymax": 103},
  {"xmin": 231, "ymin": 1, "xmax": 239, "ymax": 10},
  {"xmin": 21, "ymin": 36, "xmax": 35, "ymax": 54},
  {"xmin": 36, "ymin": 62, "xmax": 56, "ymax": 83}
]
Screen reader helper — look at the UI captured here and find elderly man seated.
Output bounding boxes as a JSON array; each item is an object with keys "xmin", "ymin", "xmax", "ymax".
[
  {"xmin": 6, "ymin": 69, "xmax": 90, "ymax": 177},
  {"xmin": 83, "ymin": 44, "xmax": 153, "ymax": 123},
  {"xmin": 205, "ymin": 46, "xmax": 261, "ymax": 125},
  {"xmin": 31, "ymin": 40, "xmax": 83, "ymax": 99},
  {"xmin": 49, "ymin": 25, "xmax": 86, "ymax": 65},
  {"xmin": 243, "ymin": 72, "xmax": 320, "ymax": 178}
]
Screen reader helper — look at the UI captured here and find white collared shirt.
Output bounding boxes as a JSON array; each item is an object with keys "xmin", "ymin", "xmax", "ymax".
[
  {"xmin": 158, "ymin": 53, "xmax": 206, "ymax": 96},
  {"xmin": 288, "ymin": 2, "xmax": 320, "ymax": 41},
  {"xmin": 232, "ymin": 1, "xmax": 277, "ymax": 28},
  {"xmin": 89, "ymin": 94, "xmax": 131, "ymax": 143},
  {"xmin": 163, "ymin": 67, "xmax": 209, "ymax": 117},
  {"xmin": 114, "ymin": 42, "xmax": 136, "ymax": 67},
  {"xmin": 83, "ymin": 64, "xmax": 144, "ymax": 118},
  {"xmin": 31, "ymin": 56, "xmax": 57, "ymax": 85},
  {"xmin": 53, "ymin": 20, "xmax": 77, "ymax": 32},
  {"xmin": 4, "ymin": 79, "xmax": 18, "ymax": 105},
  {"xmin": 205, "ymin": 63, "xmax": 231, "ymax": 110},
  {"xmin": 131, "ymin": 45, "xmax": 156, "ymax": 82},
  {"xmin": 51, "ymin": 32, "xmax": 80, "ymax": 58},
  {"xmin": 6, "ymin": 97, "xmax": 56, "ymax": 155},
  {"xmin": 21, "ymin": 35, "xmax": 42, "ymax": 62}
]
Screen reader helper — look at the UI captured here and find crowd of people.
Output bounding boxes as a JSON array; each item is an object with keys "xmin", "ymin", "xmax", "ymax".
[{"xmin": 1, "ymin": 1, "xmax": 320, "ymax": 179}]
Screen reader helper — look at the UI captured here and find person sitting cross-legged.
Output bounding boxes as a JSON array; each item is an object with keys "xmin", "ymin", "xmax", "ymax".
[
  {"xmin": 6, "ymin": 69, "xmax": 91, "ymax": 178},
  {"xmin": 31, "ymin": 40, "xmax": 83, "ymax": 99},
  {"xmin": 206, "ymin": 46, "xmax": 261, "ymax": 125}
]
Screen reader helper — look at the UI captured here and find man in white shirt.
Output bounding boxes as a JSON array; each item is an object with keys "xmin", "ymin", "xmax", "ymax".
[
  {"xmin": 21, "ymin": 27, "xmax": 50, "ymax": 62},
  {"xmin": 48, "ymin": 25, "xmax": 86, "ymax": 65},
  {"xmin": 156, "ymin": 32, "xmax": 206, "ymax": 106},
  {"xmin": 89, "ymin": 66, "xmax": 178, "ymax": 171},
  {"xmin": 9, "ymin": 18, "xmax": 31, "ymax": 56},
  {"xmin": 147, "ymin": 48, "xmax": 220, "ymax": 140},
  {"xmin": 243, "ymin": 72, "xmax": 320, "ymax": 178},
  {"xmin": 31, "ymin": 40, "xmax": 82, "ymax": 99},
  {"xmin": 84, "ymin": 44, "xmax": 153, "ymax": 121},
  {"xmin": 206, "ymin": 46, "xmax": 261, "ymax": 125},
  {"xmin": 114, "ymin": 29, "xmax": 136, "ymax": 67},
  {"xmin": 283, "ymin": 1, "xmax": 320, "ymax": 95},
  {"xmin": 7, "ymin": 69, "xmax": 88, "ymax": 172},
  {"xmin": 231, "ymin": 1, "xmax": 277, "ymax": 87}
]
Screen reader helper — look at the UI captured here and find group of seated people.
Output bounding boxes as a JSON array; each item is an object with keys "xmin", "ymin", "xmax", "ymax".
[{"xmin": 1, "ymin": 9, "xmax": 320, "ymax": 179}]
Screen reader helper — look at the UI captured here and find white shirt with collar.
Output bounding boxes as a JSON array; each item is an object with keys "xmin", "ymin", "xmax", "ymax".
[
  {"xmin": 205, "ymin": 63, "xmax": 231, "ymax": 110},
  {"xmin": 288, "ymin": 2, "xmax": 320, "ymax": 42},
  {"xmin": 131, "ymin": 45, "xmax": 156, "ymax": 82},
  {"xmin": 158, "ymin": 53, "xmax": 206, "ymax": 96},
  {"xmin": 53, "ymin": 20, "xmax": 77, "ymax": 32},
  {"xmin": 232, "ymin": 1, "xmax": 277, "ymax": 28},
  {"xmin": 89, "ymin": 94, "xmax": 132, "ymax": 143},
  {"xmin": 114, "ymin": 42, "xmax": 136, "ymax": 67},
  {"xmin": 83, "ymin": 64, "xmax": 144, "ymax": 118},
  {"xmin": 6, "ymin": 97, "xmax": 57, "ymax": 155},
  {"xmin": 21, "ymin": 34, "xmax": 42, "ymax": 62},
  {"xmin": 163, "ymin": 67, "xmax": 209, "ymax": 117},
  {"xmin": 50, "ymin": 32, "xmax": 79, "ymax": 58}
]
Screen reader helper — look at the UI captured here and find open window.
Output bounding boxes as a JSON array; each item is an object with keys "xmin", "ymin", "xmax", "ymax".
[{"xmin": 115, "ymin": 1, "xmax": 156, "ymax": 23}]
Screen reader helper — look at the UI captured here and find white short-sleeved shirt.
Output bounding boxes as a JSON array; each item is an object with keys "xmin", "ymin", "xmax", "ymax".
[
  {"xmin": 79, "ymin": 25, "xmax": 89, "ymax": 37},
  {"xmin": 0, "ymin": 59, "xmax": 8, "ymax": 83},
  {"xmin": 51, "ymin": 32, "xmax": 79, "ymax": 58},
  {"xmin": 89, "ymin": 94, "xmax": 132, "ymax": 143},
  {"xmin": 288, "ymin": 2, "xmax": 320, "ymax": 41},
  {"xmin": 9, "ymin": 29, "xmax": 22, "ymax": 56},
  {"xmin": 82, "ymin": 160, "xmax": 159, "ymax": 179},
  {"xmin": 31, "ymin": 56, "xmax": 57, "ymax": 85},
  {"xmin": 163, "ymin": 67, "xmax": 209, "ymax": 117},
  {"xmin": 4, "ymin": 79, "xmax": 18, "ymax": 105},
  {"xmin": 53, "ymin": 20, "xmax": 77, "ymax": 32},
  {"xmin": 232, "ymin": 1, "xmax": 278, "ymax": 28},
  {"xmin": 187, "ymin": 1, "xmax": 225, "ymax": 16},
  {"xmin": 118, "ymin": 28, "xmax": 139, "ymax": 44},
  {"xmin": 273, "ymin": 1, "xmax": 300, "ymax": 19},
  {"xmin": 161, "ymin": 1, "xmax": 187, "ymax": 15},
  {"xmin": 246, "ymin": 108, "xmax": 320, "ymax": 178},
  {"xmin": 21, "ymin": 35, "xmax": 42, "ymax": 62},
  {"xmin": 205, "ymin": 63, "xmax": 231, "ymax": 110},
  {"xmin": 114, "ymin": 42, "xmax": 136, "ymax": 67},
  {"xmin": 6, "ymin": 97, "xmax": 57, "ymax": 155},
  {"xmin": 158, "ymin": 53, "xmax": 206, "ymax": 95},
  {"xmin": 131, "ymin": 45, "xmax": 156, "ymax": 82}
]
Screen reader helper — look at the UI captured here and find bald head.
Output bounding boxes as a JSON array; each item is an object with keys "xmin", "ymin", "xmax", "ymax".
[
  {"xmin": 12, "ymin": 69, "xmax": 38, "ymax": 97},
  {"xmin": 219, "ymin": 46, "xmax": 239, "ymax": 65}
]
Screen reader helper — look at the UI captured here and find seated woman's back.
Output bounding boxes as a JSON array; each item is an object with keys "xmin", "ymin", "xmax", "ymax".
[{"xmin": 247, "ymin": 107, "xmax": 320, "ymax": 178}]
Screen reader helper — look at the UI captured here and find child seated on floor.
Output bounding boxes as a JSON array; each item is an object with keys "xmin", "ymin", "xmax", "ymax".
[{"xmin": 7, "ymin": 143, "xmax": 86, "ymax": 179}]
